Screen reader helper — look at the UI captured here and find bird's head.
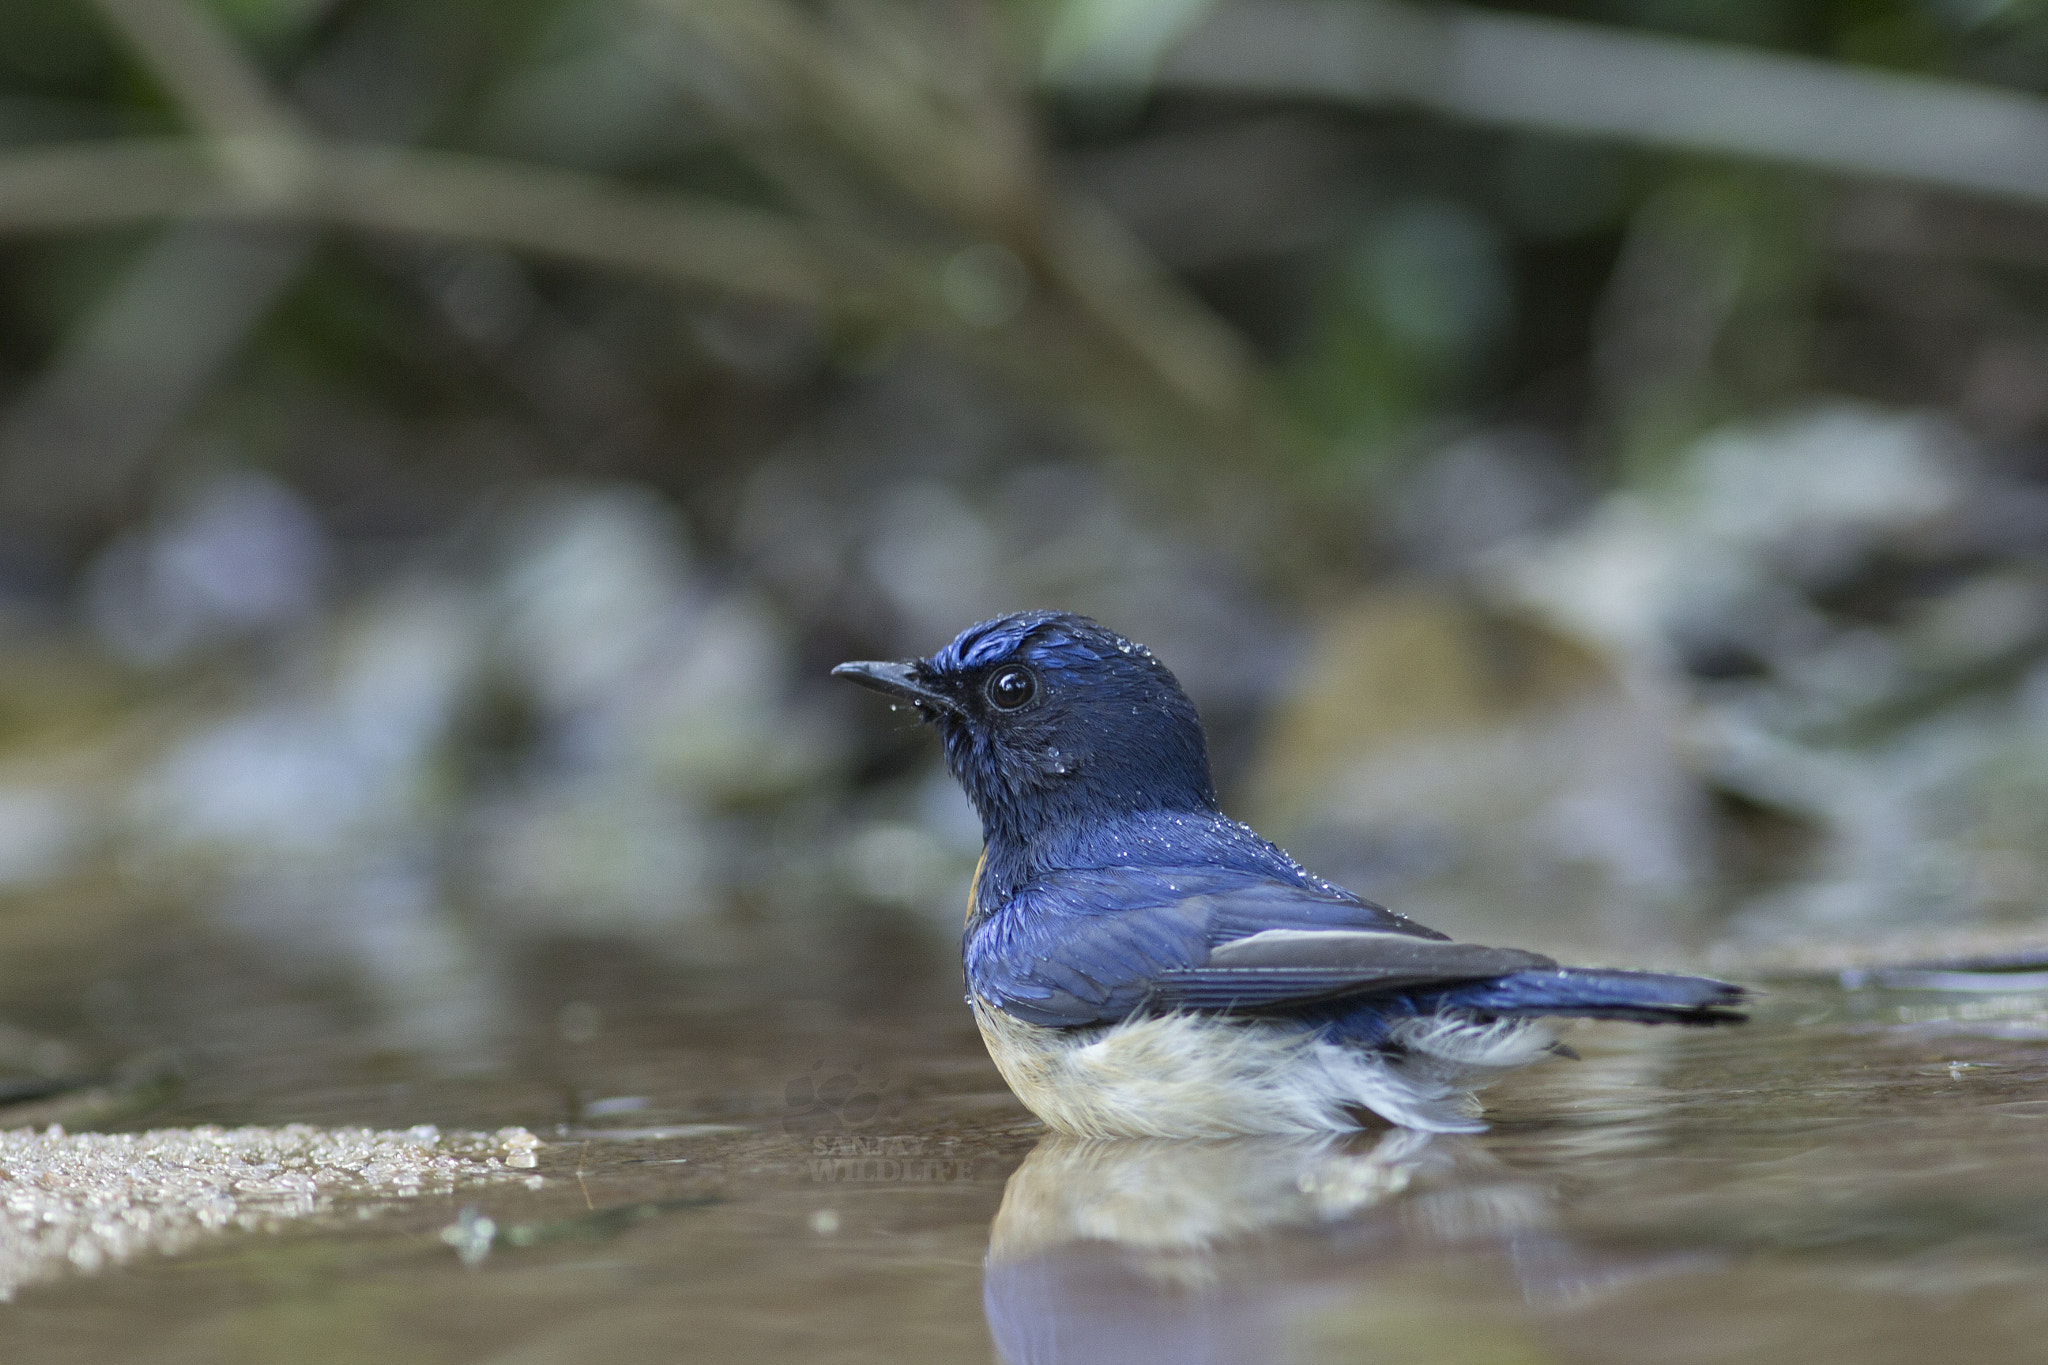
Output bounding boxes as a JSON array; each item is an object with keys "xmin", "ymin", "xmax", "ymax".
[{"xmin": 834, "ymin": 611, "xmax": 1217, "ymax": 846}]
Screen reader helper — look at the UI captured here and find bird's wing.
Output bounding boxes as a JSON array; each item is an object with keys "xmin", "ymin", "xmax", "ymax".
[
  {"xmin": 967, "ymin": 868, "xmax": 1549, "ymax": 1027},
  {"xmin": 1148, "ymin": 928, "xmax": 1554, "ymax": 1012},
  {"xmin": 966, "ymin": 874, "xmax": 1211, "ymax": 1027}
]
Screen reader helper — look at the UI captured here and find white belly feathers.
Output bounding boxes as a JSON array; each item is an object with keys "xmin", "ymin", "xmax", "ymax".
[{"xmin": 971, "ymin": 997, "xmax": 1556, "ymax": 1136}]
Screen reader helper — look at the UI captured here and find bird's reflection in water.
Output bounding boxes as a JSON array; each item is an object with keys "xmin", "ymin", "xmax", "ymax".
[
  {"xmin": 984, "ymin": 1130, "xmax": 1480, "ymax": 1365},
  {"xmin": 984, "ymin": 1130, "xmax": 1699, "ymax": 1365}
]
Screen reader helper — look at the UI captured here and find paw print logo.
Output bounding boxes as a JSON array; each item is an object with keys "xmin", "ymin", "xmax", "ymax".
[{"xmin": 783, "ymin": 1063, "xmax": 893, "ymax": 1134}]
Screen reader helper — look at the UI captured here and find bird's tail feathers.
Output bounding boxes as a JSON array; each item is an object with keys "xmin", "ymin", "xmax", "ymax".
[{"xmin": 1431, "ymin": 967, "xmax": 1747, "ymax": 1026}]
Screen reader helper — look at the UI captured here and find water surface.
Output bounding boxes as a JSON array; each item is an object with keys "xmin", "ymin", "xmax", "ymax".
[{"xmin": 2, "ymin": 933, "xmax": 2046, "ymax": 1365}]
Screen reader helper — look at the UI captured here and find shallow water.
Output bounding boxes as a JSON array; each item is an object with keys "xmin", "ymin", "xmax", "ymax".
[{"xmin": 3, "ymin": 929, "xmax": 2048, "ymax": 1364}]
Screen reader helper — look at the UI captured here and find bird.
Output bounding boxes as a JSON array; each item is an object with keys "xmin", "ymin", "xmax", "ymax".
[{"xmin": 834, "ymin": 610, "xmax": 1745, "ymax": 1136}]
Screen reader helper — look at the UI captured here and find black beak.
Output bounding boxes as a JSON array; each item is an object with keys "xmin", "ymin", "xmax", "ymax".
[{"xmin": 831, "ymin": 660, "xmax": 962, "ymax": 717}]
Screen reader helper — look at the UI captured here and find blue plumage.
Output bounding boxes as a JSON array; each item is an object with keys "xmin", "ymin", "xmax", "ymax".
[{"xmin": 836, "ymin": 611, "xmax": 1745, "ymax": 1135}]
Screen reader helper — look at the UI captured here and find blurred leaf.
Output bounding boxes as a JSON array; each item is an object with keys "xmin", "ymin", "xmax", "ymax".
[{"xmin": 1041, "ymin": 0, "xmax": 1219, "ymax": 86}]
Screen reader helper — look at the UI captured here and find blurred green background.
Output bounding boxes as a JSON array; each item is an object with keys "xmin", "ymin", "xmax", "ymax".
[{"xmin": 2, "ymin": 0, "xmax": 2048, "ymax": 1076}]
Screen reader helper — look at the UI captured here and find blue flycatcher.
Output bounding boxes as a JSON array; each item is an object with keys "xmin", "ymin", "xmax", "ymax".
[{"xmin": 837, "ymin": 611, "xmax": 1744, "ymax": 1135}]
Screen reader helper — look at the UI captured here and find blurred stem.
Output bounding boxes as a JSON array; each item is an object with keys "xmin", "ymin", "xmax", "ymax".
[
  {"xmin": 1042, "ymin": 195, "xmax": 1254, "ymax": 420},
  {"xmin": 656, "ymin": 0, "xmax": 1267, "ymax": 443},
  {"xmin": 657, "ymin": 0, "xmax": 1043, "ymax": 235},
  {"xmin": 0, "ymin": 222, "xmax": 313, "ymax": 525},
  {"xmin": 20, "ymin": 1, "xmax": 1283, "ymax": 480},
  {"xmin": 0, "ymin": 129, "xmax": 1280, "ymax": 477},
  {"xmin": 0, "ymin": 138, "xmax": 845, "ymax": 306},
  {"xmin": 89, "ymin": 0, "xmax": 310, "ymax": 142},
  {"xmin": 1160, "ymin": 0, "xmax": 2048, "ymax": 209}
]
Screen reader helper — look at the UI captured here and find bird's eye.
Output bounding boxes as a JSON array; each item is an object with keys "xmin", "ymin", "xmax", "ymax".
[{"xmin": 985, "ymin": 667, "xmax": 1037, "ymax": 711}]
